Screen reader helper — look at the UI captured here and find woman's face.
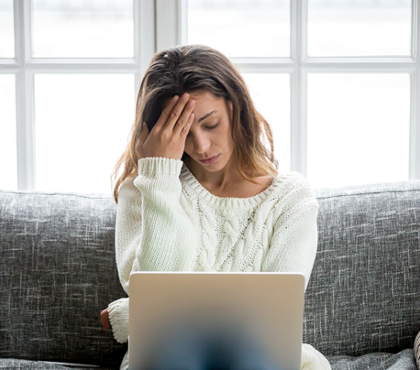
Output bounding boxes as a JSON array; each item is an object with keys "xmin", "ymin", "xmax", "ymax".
[{"xmin": 163, "ymin": 90, "xmax": 236, "ymax": 172}]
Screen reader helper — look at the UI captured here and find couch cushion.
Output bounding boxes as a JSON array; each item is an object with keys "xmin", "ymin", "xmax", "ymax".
[
  {"xmin": 0, "ymin": 190, "xmax": 126, "ymax": 367},
  {"xmin": 328, "ymin": 348, "xmax": 417, "ymax": 370},
  {"xmin": 304, "ymin": 180, "xmax": 420, "ymax": 357},
  {"xmin": 0, "ymin": 359, "xmax": 66, "ymax": 369},
  {"xmin": 2, "ymin": 180, "xmax": 420, "ymax": 363},
  {"xmin": 0, "ymin": 358, "xmax": 117, "ymax": 369}
]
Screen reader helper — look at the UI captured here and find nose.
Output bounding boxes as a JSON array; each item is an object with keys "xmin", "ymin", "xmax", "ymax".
[{"xmin": 192, "ymin": 133, "xmax": 211, "ymax": 155}]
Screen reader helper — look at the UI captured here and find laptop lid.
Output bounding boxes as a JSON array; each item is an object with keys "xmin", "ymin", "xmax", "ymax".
[{"xmin": 129, "ymin": 272, "xmax": 305, "ymax": 370}]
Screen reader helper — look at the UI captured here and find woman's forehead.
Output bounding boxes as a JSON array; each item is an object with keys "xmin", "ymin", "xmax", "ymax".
[
  {"xmin": 162, "ymin": 90, "xmax": 223, "ymax": 108},
  {"xmin": 188, "ymin": 90, "xmax": 219, "ymax": 103}
]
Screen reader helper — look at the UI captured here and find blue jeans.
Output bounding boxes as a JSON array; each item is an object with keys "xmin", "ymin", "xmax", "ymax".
[{"xmin": 129, "ymin": 322, "xmax": 282, "ymax": 370}]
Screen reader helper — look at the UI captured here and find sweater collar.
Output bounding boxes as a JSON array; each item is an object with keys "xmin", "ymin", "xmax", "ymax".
[{"xmin": 180, "ymin": 163, "xmax": 290, "ymax": 209}]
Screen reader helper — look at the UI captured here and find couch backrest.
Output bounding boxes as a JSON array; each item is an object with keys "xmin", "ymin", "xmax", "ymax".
[
  {"xmin": 0, "ymin": 190, "xmax": 126, "ymax": 367},
  {"xmin": 1, "ymin": 179, "xmax": 420, "ymax": 363},
  {"xmin": 305, "ymin": 180, "xmax": 420, "ymax": 356}
]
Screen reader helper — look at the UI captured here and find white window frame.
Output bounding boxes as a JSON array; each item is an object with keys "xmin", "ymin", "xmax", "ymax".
[
  {"xmin": 3, "ymin": 0, "xmax": 420, "ymax": 192},
  {"xmin": 1, "ymin": 0, "xmax": 155, "ymax": 191},
  {"xmin": 156, "ymin": 0, "xmax": 420, "ymax": 180}
]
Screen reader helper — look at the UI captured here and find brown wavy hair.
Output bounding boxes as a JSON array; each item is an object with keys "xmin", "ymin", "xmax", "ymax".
[{"xmin": 111, "ymin": 44, "xmax": 279, "ymax": 204}]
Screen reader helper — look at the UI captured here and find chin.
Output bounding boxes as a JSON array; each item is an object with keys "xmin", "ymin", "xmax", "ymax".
[
  {"xmin": 199, "ymin": 164, "xmax": 222, "ymax": 171},
  {"xmin": 199, "ymin": 159, "xmax": 227, "ymax": 172}
]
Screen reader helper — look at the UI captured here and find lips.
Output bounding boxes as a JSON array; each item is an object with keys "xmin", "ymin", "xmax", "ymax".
[{"xmin": 199, "ymin": 154, "xmax": 220, "ymax": 164}]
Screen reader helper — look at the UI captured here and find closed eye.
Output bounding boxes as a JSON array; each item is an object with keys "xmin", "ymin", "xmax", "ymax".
[
  {"xmin": 186, "ymin": 122, "xmax": 220, "ymax": 137},
  {"xmin": 207, "ymin": 122, "xmax": 219, "ymax": 130}
]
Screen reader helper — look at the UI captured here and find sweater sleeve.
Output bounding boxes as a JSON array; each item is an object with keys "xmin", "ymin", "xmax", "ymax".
[
  {"xmin": 261, "ymin": 177, "xmax": 319, "ymax": 291},
  {"xmin": 107, "ymin": 297, "xmax": 129, "ymax": 344},
  {"xmin": 108, "ymin": 156, "xmax": 198, "ymax": 344},
  {"xmin": 132, "ymin": 157, "xmax": 198, "ymax": 273}
]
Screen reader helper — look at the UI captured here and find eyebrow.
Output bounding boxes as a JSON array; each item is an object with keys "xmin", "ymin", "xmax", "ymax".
[{"xmin": 198, "ymin": 110, "xmax": 217, "ymax": 123}]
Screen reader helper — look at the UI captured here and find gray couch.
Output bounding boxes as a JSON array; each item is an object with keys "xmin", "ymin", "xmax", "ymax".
[{"xmin": 1, "ymin": 179, "xmax": 419, "ymax": 369}]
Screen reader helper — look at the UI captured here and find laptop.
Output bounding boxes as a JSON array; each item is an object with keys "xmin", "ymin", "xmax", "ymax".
[{"xmin": 129, "ymin": 272, "xmax": 305, "ymax": 370}]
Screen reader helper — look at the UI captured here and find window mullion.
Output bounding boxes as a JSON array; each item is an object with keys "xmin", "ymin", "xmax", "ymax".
[
  {"xmin": 410, "ymin": 0, "xmax": 420, "ymax": 179},
  {"xmin": 290, "ymin": 0, "xmax": 306, "ymax": 176},
  {"xmin": 134, "ymin": 0, "xmax": 155, "ymax": 94},
  {"xmin": 156, "ymin": 0, "xmax": 178, "ymax": 52},
  {"xmin": 15, "ymin": 0, "xmax": 35, "ymax": 191},
  {"xmin": 178, "ymin": 0, "xmax": 188, "ymax": 45}
]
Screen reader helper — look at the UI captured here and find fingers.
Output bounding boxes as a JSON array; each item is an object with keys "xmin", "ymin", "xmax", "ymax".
[
  {"xmin": 140, "ymin": 92, "xmax": 194, "ymax": 160},
  {"xmin": 178, "ymin": 111, "xmax": 195, "ymax": 139},
  {"xmin": 167, "ymin": 93, "xmax": 194, "ymax": 132},
  {"xmin": 157, "ymin": 93, "xmax": 195, "ymax": 133},
  {"xmin": 173, "ymin": 98, "xmax": 195, "ymax": 138},
  {"xmin": 154, "ymin": 95, "xmax": 180, "ymax": 131}
]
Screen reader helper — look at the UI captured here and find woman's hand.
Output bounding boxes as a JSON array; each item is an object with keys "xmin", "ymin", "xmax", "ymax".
[
  {"xmin": 135, "ymin": 92, "xmax": 195, "ymax": 161},
  {"xmin": 101, "ymin": 308, "xmax": 109, "ymax": 330}
]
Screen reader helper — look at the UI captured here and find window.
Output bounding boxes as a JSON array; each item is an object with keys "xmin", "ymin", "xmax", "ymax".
[
  {"xmin": 1, "ymin": 0, "xmax": 419, "ymax": 193},
  {"xmin": 0, "ymin": 0, "xmax": 154, "ymax": 194},
  {"xmin": 176, "ymin": 0, "xmax": 416, "ymax": 188}
]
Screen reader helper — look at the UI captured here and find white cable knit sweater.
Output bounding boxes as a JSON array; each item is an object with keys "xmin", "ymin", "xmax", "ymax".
[{"xmin": 108, "ymin": 156, "xmax": 331, "ymax": 370}]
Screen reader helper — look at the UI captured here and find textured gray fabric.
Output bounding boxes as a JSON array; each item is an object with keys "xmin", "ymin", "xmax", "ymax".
[
  {"xmin": 0, "ymin": 358, "xmax": 116, "ymax": 370},
  {"xmin": 0, "ymin": 359, "xmax": 68, "ymax": 369},
  {"xmin": 304, "ymin": 180, "xmax": 420, "ymax": 357},
  {"xmin": 1, "ymin": 180, "xmax": 420, "ymax": 369},
  {"xmin": 0, "ymin": 190, "xmax": 127, "ymax": 367},
  {"xmin": 328, "ymin": 348, "xmax": 417, "ymax": 370}
]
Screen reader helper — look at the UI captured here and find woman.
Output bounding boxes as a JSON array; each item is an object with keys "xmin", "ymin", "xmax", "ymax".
[{"xmin": 100, "ymin": 44, "xmax": 331, "ymax": 370}]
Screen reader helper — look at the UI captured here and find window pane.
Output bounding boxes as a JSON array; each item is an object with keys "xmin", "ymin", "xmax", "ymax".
[
  {"xmin": 242, "ymin": 73, "xmax": 290, "ymax": 174},
  {"xmin": 187, "ymin": 0, "xmax": 290, "ymax": 58},
  {"xmin": 34, "ymin": 74, "xmax": 135, "ymax": 194},
  {"xmin": 0, "ymin": 75, "xmax": 17, "ymax": 190},
  {"xmin": 0, "ymin": 0, "xmax": 14, "ymax": 58},
  {"xmin": 308, "ymin": 0, "xmax": 411, "ymax": 57},
  {"xmin": 307, "ymin": 73, "xmax": 410, "ymax": 188},
  {"xmin": 31, "ymin": 0, "xmax": 133, "ymax": 58}
]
